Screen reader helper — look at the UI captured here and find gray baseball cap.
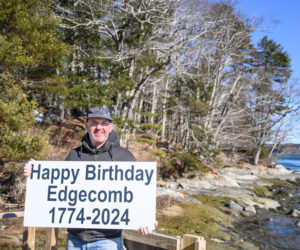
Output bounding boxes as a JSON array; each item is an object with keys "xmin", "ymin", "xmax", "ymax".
[{"xmin": 87, "ymin": 107, "xmax": 112, "ymax": 121}]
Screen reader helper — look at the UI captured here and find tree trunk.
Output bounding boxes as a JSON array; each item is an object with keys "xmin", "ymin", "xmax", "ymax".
[
  {"xmin": 161, "ymin": 78, "xmax": 169, "ymax": 140},
  {"xmin": 150, "ymin": 82, "xmax": 157, "ymax": 125},
  {"xmin": 253, "ymin": 146, "xmax": 261, "ymax": 165},
  {"xmin": 132, "ymin": 95, "xmax": 144, "ymax": 136}
]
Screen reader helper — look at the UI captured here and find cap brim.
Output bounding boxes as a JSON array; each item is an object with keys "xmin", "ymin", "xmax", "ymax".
[{"xmin": 87, "ymin": 114, "xmax": 112, "ymax": 121}]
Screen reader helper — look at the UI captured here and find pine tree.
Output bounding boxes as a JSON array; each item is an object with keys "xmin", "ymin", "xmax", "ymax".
[
  {"xmin": 0, "ymin": 0, "xmax": 68, "ymax": 171},
  {"xmin": 0, "ymin": 74, "xmax": 49, "ymax": 172},
  {"xmin": 0, "ymin": 0, "xmax": 68, "ymax": 79},
  {"xmin": 250, "ymin": 36, "xmax": 292, "ymax": 164}
]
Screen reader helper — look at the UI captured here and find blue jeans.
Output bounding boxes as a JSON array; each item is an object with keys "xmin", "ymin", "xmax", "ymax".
[{"xmin": 66, "ymin": 234, "xmax": 123, "ymax": 250}]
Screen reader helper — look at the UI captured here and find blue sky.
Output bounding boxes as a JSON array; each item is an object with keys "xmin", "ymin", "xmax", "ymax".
[{"xmin": 237, "ymin": 0, "xmax": 300, "ymax": 144}]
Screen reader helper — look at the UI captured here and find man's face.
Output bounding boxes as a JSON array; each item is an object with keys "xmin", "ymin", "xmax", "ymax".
[{"xmin": 85, "ymin": 117, "xmax": 113, "ymax": 148}]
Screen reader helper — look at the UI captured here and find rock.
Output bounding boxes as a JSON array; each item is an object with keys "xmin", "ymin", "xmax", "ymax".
[
  {"xmin": 167, "ymin": 178, "xmax": 216, "ymax": 191},
  {"xmin": 158, "ymin": 227, "xmax": 165, "ymax": 232},
  {"xmin": 241, "ymin": 211, "xmax": 252, "ymax": 217},
  {"xmin": 296, "ymin": 221, "xmax": 300, "ymax": 228},
  {"xmin": 242, "ymin": 197, "xmax": 280, "ymax": 210},
  {"xmin": 274, "ymin": 164, "xmax": 292, "ymax": 173},
  {"xmin": 236, "ymin": 240, "xmax": 260, "ymax": 250},
  {"xmin": 242, "ymin": 198, "xmax": 262, "ymax": 208},
  {"xmin": 278, "ymin": 206, "xmax": 289, "ymax": 213},
  {"xmin": 244, "ymin": 205, "xmax": 256, "ymax": 214},
  {"xmin": 0, "ymin": 211, "xmax": 24, "ymax": 219},
  {"xmin": 156, "ymin": 187, "xmax": 201, "ymax": 204},
  {"xmin": 216, "ymin": 172, "xmax": 241, "ymax": 187},
  {"xmin": 225, "ymin": 201, "xmax": 243, "ymax": 211},
  {"xmin": 253, "ymin": 197, "xmax": 280, "ymax": 210},
  {"xmin": 183, "ymin": 196, "xmax": 201, "ymax": 203},
  {"xmin": 290, "ymin": 209, "xmax": 300, "ymax": 218},
  {"xmin": 167, "ymin": 183, "xmax": 178, "ymax": 189},
  {"xmin": 0, "ymin": 226, "xmax": 9, "ymax": 230},
  {"xmin": 157, "ymin": 187, "xmax": 184, "ymax": 198},
  {"xmin": 157, "ymin": 181, "xmax": 167, "ymax": 187},
  {"xmin": 211, "ymin": 238, "xmax": 225, "ymax": 243}
]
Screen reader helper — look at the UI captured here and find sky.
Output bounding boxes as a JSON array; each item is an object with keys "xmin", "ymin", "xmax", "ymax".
[{"xmin": 237, "ymin": 0, "xmax": 300, "ymax": 144}]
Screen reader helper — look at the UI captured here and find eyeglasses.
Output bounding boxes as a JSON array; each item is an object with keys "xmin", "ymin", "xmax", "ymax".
[{"xmin": 89, "ymin": 120, "xmax": 111, "ymax": 127}]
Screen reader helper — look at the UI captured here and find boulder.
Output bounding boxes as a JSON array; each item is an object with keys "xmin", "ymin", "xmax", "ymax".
[
  {"xmin": 253, "ymin": 197, "xmax": 280, "ymax": 210},
  {"xmin": 241, "ymin": 211, "xmax": 252, "ymax": 217},
  {"xmin": 242, "ymin": 197, "xmax": 280, "ymax": 210},
  {"xmin": 244, "ymin": 205, "xmax": 256, "ymax": 214},
  {"xmin": 290, "ymin": 209, "xmax": 300, "ymax": 218},
  {"xmin": 225, "ymin": 201, "xmax": 243, "ymax": 211}
]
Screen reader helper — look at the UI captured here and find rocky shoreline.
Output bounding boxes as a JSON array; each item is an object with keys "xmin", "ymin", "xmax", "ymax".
[
  {"xmin": 1, "ymin": 163, "xmax": 299, "ymax": 249},
  {"xmin": 157, "ymin": 163, "xmax": 300, "ymax": 249},
  {"xmin": 234, "ymin": 184, "xmax": 300, "ymax": 250}
]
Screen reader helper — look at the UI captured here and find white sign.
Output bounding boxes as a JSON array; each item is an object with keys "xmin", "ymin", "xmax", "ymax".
[{"xmin": 24, "ymin": 161, "xmax": 156, "ymax": 229}]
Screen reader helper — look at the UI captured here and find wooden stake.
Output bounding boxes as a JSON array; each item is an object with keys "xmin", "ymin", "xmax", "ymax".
[
  {"xmin": 22, "ymin": 227, "xmax": 35, "ymax": 250},
  {"xmin": 45, "ymin": 228, "xmax": 59, "ymax": 250}
]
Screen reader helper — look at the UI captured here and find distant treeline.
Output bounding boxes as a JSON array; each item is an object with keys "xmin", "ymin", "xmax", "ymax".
[
  {"xmin": 272, "ymin": 144, "xmax": 300, "ymax": 155},
  {"xmin": 0, "ymin": 0, "xmax": 299, "ymax": 172}
]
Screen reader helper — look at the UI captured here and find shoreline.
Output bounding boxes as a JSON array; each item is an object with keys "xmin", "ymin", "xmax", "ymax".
[
  {"xmin": 157, "ymin": 163, "xmax": 300, "ymax": 249},
  {"xmin": 234, "ymin": 182, "xmax": 300, "ymax": 249}
]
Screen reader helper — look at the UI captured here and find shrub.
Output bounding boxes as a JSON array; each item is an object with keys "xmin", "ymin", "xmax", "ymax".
[
  {"xmin": 134, "ymin": 137, "xmax": 156, "ymax": 145},
  {"xmin": 259, "ymin": 144, "xmax": 270, "ymax": 159},
  {"xmin": 146, "ymin": 148, "xmax": 166, "ymax": 158},
  {"xmin": 174, "ymin": 152, "xmax": 210, "ymax": 173},
  {"xmin": 139, "ymin": 123, "xmax": 162, "ymax": 130},
  {"xmin": 0, "ymin": 74, "xmax": 49, "ymax": 172}
]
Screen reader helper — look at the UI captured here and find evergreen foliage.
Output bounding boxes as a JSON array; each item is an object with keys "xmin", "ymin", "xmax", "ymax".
[
  {"xmin": 250, "ymin": 36, "xmax": 292, "ymax": 164},
  {"xmin": 0, "ymin": 74, "xmax": 49, "ymax": 170},
  {"xmin": 146, "ymin": 148, "xmax": 166, "ymax": 159},
  {"xmin": 172, "ymin": 152, "xmax": 210, "ymax": 173},
  {"xmin": 0, "ymin": 0, "xmax": 67, "ymax": 172},
  {"xmin": 135, "ymin": 137, "xmax": 156, "ymax": 146},
  {"xmin": 160, "ymin": 146, "xmax": 210, "ymax": 177},
  {"xmin": 0, "ymin": 0, "xmax": 68, "ymax": 78},
  {"xmin": 139, "ymin": 123, "xmax": 162, "ymax": 131}
]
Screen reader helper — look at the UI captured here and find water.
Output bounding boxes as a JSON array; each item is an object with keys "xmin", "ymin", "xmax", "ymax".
[
  {"xmin": 276, "ymin": 154, "xmax": 300, "ymax": 172},
  {"xmin": 265, "ymin": 154, "xmax": 300, "ymax": 249}
]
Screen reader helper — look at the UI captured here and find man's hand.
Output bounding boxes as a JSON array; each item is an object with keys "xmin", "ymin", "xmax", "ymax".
[
  {"xmin": 138, "ymin": 221, "xmax": 158, "ymax": 235},
  {"xmin": 24, "ymin": 159, "xmax": 34, "ymax": 177}
]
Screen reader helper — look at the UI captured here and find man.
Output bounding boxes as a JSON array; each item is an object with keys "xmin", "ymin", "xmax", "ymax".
[{"xmin": 24, "ymin": 106, "xmax": 154, "ymax": 250}]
